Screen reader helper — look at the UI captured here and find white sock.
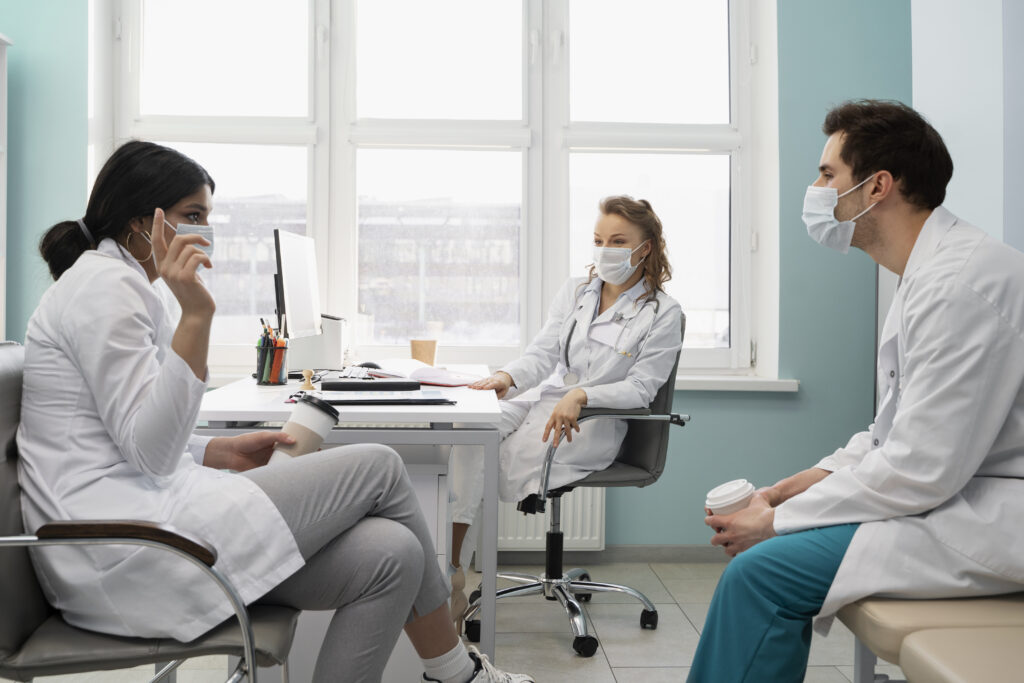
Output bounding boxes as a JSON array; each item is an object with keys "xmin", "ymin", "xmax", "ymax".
[{"xmin": 422, "ymin": 641, "xmax": 475, "ymax": 683}]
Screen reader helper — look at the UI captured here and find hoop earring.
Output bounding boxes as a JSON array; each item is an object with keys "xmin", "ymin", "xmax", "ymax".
[{"xmin": 126, "ymin": 231, "xmax": 154, "ymax": 264}]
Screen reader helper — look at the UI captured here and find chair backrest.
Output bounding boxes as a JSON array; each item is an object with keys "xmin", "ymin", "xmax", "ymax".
[
  {"xmin": 0, "ymin": 342, "xmax": 55, "ymax": 661},
  {"xmin": 577, "ymin": 314, "xmax": 685, "ymax": 490}
]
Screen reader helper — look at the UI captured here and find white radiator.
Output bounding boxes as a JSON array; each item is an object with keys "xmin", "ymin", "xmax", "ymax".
[{"xmin": 497, "ymin": 488, "xmax": 605, "ymax": 551}]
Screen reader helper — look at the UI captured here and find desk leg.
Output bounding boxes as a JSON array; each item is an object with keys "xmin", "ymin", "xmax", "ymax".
[{"xmin": 480, "ymin": 430, "xmax": 499, "ymax": 660}]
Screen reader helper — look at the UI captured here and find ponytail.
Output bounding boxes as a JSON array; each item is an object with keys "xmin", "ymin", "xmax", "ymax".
[{"xmin": 39, "ymin": 220, "xmax": 95, "ymax": 281}]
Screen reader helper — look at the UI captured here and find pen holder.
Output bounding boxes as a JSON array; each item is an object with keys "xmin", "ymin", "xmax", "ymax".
[{"xmin": 256, "ymin": 345, "xmax": 288, "ymax": 385}]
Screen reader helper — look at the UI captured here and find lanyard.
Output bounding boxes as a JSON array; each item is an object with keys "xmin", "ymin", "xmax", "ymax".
[{"xmin": 562, "ymin": 295, "xmax": 660, "ymax": 385}]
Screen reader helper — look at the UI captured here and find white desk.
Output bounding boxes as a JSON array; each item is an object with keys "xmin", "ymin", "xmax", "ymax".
[{"xmin": 196, "ymin": 371, "xmax": 500, "ymax": 679}]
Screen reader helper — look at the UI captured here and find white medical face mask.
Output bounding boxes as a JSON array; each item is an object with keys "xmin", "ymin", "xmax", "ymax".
[
  {"xmin": 802, "ymin": 173, "xmax": 877, "ymax": 254},
  {"xmin": 593, "ymin": 240, "xmax": 648, "ymax": 285},
  {"xmin": 165, "ymin": 219, "xmax": 214, "ymax": 257}
]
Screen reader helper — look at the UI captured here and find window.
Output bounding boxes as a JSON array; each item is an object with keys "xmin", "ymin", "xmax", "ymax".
[{"xmin": 104, "ymin": 0, "xmax": 754, "ymax": 375}]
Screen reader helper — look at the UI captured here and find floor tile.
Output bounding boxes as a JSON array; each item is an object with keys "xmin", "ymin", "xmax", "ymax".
[
  {"xmin": 612, "ymin": 667, "xmax": 690, "ymax": 681},
  {"xmin": 836, "ymin": 663, "xmax": 906, "ymax": 682},
  {"xmin": 650, "ymin": 561, "xmax": 728, "ymax": 581},
  {"xmin": 494, "ymin": 632, "xmax": 617, "ymax": 683},
  {"xmin": 679, "ymin": 602, "xmax": 710, "ymax": 634},
  {"xmin": 569, "ymin": 561, "xmax": 674, "ymax": 604},
  {"xmin": 660, "ymin": 577, "xmax": 722, "ymax": 603},
  {"xmin": 808, "ymin": 620, "xmax": 854, "ymax": 666},
  {"xmin": 495, "ymin": 599, "xmax": 582, "ymax": 634},
  {"xmin": 803, "ymin": 666, "xmax": 853, "ymax": 682},
  {"xmin": 586, "ymin": 603, "xmax": 698, "ymax": 668}
]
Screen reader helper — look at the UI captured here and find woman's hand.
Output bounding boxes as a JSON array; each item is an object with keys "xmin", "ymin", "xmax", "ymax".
[
  {"xmin": 705, "ymin": 493, "xmax": 776, "ymax": 558},
  {"xmin": 468, "ymin": 371, "xmax": 515, "ymax": 399},
  {"xmin": 152, "ymin": 208, "xmax": 215, "ymax": 320},
  {"xmin": 204, "ymin": 432, "xmax": 296, "ymax": 472},
  {"xmin": 154, "ymin": 208, "xmax": 216, "ymax": 379},
  {"xmin": 542, "ymin": 388, "xmax": 588, "ymax": 447}
]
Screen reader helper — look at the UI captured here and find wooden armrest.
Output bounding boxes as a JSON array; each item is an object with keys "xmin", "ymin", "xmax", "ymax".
[
  {"xmin": 578, "ymin": 407, "xmax": 652, "ymax": 419},
  {"xmin": 36, "ymin": 520, "xmax": 217, "ymax": 567}
]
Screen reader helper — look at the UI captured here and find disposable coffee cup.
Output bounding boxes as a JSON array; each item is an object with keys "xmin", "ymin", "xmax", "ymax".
[
  {"xmin": 410, "ymin": 339, "xmax": 438, "ymax": 366},
  {"xmin": 269, "ymin": 395, "xmax": 340, "ymax": 463},
  {"xmin": 705, "ymin": 478, "xmax": 756, "ymax": 516}
]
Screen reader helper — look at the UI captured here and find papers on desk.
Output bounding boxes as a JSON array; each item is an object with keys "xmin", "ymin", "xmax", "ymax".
[
  {"xmin": 310, "ymin": 389, "xmax": 456, "ymax": 406},
  {"xmin": 368, "ymin": 359, "xmax": 483, "ymax": 387}
]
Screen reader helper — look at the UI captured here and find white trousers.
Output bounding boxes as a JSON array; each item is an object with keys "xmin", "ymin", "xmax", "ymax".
[{"xmin": 448, "ymin": 400, "xmax": 529, "ymax": 531}]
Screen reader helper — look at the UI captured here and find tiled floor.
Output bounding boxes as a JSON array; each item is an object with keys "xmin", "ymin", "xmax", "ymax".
[{"xmin": 5, "ymin": 558, "xmax": 906, "ymax": 683}]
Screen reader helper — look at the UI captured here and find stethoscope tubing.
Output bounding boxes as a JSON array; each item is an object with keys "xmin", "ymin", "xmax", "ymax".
[{"xmin": 562, "ymin": 290, "xmax": 660, "ymax": 382}]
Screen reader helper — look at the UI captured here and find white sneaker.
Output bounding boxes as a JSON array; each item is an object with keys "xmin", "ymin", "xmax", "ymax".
[
  {"xmin": 465, "ymin": 646, "xmax": 534, "ymax": 683},
  {"xmin": 420, "ymin": 646, "xmax": 534, "ymax": 683}
]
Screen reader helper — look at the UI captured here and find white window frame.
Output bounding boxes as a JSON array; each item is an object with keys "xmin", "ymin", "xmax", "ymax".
[{"xmin": 98, "ymin": 0, "xmax": 775, "ymax": 382}]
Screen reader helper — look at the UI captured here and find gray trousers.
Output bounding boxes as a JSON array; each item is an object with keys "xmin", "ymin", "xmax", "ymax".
[{"xmin": 242, "ymin": 443, "xmax": 449, "ymax": 683}]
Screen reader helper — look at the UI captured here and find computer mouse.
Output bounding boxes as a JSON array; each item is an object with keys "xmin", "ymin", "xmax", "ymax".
[{"xmin": 357, "ymin": 361, "xmax": 382, "ymax": 369}]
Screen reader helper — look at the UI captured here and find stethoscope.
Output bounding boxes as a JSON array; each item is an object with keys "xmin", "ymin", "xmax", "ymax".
[{"xmin": 562, "ymin": 293, "xmax": 661, "ymax": 385}]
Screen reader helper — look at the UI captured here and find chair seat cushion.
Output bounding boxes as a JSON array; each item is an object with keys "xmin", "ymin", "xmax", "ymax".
[
  {"xmin": 900, "ymin": 626, "xmax": 1024, "ymax": 683},
  {"xmin": 575, "ymin": 462, "xmax": 654, "ymax": 487},
  {"xmin": 0, "ymin": 604, "xmax": 298, "ymax": 681},
  {"xmin": 837, "ymin": 593, "xmax": 1024, "ymax": 664}
]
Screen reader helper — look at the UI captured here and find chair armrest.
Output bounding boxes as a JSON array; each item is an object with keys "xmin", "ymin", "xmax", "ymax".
[
  {"xmin": 36, "ymin": 519, "xmax": 217, "ymax": 566},
  {"xmin": 532, "ymin": 409, "xmax": 690, "ymax": 505},
  {"xmin": 578, "ymin": 407, "xmax": 651, "ymax": 419}
]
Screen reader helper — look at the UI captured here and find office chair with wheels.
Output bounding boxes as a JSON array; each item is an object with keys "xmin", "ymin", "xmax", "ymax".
[
  {"xmin": 0, "ymin": 342, "xmax": 299, "ymax": 683},
  {"xmin": 463, "ymin": 318, "xmax": 688, "ymax": 657}
]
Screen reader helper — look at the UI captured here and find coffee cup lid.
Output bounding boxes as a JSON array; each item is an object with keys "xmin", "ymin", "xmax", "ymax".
[
  {"xmin": 706, "ymin": 478, "xmax": 755, "ymax": 508},
  {"xmin": 298, "ymin": 394, "xmax": 340, "ymax": 421}
]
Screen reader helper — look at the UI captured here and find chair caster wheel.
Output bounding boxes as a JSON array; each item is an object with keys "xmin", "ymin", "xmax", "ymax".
[
  {"xmin": 640, "ymin": 609, "xmax": 658, "ymax": 629},
  {"xmin": 573, "ymin": 635, "xmax": 599, "ymax": 657},
  {"xmin": 465, "ymin": 618, "xmax": 481, "ymax": 642},
  {"xmin": 576, "ymin": 573, "xmax": 592, "ymax": 602}
]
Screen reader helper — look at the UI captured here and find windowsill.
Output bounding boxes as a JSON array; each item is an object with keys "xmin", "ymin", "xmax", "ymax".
[{"xmin": 674, "ymin": 374, "xmax": 799, "ymax": 392}]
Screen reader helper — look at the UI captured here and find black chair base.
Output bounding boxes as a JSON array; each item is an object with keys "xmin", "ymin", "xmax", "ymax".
[{"xmin": 463, "ymin": 566, "xmax": 659, "ymax": 658}]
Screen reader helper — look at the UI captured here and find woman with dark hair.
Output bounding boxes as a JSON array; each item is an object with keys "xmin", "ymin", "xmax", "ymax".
[
  {"xmin": 447, "ymin": 195, "xmax": 683, "ymax": 623},
  {"xmin": 18, "ymin": 141, "xmax": 532, "ymax": 683}
]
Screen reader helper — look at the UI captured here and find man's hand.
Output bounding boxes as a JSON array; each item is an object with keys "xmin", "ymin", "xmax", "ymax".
[
  {"xmin": 705, "ymin": 493, "xmax": 777, "ymax": 557},
  {"xmin": 204, "ymin": 432, "xmax": 296, "ymax": 471}
]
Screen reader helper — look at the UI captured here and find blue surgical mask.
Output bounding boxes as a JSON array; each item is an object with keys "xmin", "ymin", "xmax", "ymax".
[
  {"xmin": 164, "ymin": 219, "xmax": 214, "ymax": 257},
  {"xmin": 802, "ymin": 173, "xmax": 877, "ymax": 253}
]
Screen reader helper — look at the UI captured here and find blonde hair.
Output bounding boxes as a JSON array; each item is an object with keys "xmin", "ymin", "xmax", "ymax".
[{"xmin": 587, "ymin": 195, "xmax": 672, "ymax": 302}]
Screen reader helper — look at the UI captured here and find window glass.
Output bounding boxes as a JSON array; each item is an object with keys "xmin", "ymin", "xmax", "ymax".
[
  {"xmin": 357, "ymin": 149, "xmax": 522, "ymax": 346},
  {"xmin": 569, "ymin": 0, "xmax": 730, "ymax": 124},
  {"xmin": 357, "ymin": 0, "xmax": 522, "ymax": 119},
  {"xmin": 141, "ymin": 0, "xmax": 309, "ymax": 117},
  {"xmin": 570, "ymin": 153, "xmax": 730, "ymax": 348},
  {"xmin": 158, "ymin": 142, "xmax": 308, "ymax": 345}
]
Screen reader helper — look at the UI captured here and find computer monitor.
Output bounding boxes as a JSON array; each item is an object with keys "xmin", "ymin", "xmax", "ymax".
[{"xmin": 273, "ymin": 229, "xmax": 322, "ymax": 339}]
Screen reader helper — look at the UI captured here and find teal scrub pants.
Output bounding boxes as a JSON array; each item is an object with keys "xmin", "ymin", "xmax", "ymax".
[{"xmin": 687, "ymin": 523, "xmax": 859, "ymax": 683}]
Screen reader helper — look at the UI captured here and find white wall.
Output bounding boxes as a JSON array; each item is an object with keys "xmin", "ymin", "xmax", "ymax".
[{"xmin": 912, "ymin": 0, "xmax": 1004, "ymax": 238}]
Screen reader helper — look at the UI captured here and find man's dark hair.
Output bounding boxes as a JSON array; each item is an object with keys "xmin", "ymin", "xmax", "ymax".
[{"xmin": 823, "ymin": 99, "xmax": 953, "ymax": 210}]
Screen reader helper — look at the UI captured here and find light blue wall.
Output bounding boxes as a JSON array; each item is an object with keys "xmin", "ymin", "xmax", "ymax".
[
  {"xmin": 0, "ymin": 0, "xmax": 87, "ymax": 341},
  {"xmin": 606, "ymin": 0, "xmax": 913, "ymax": 546},
  {"xmin": 1004, "ymin": 0, "xmax": 1024, "ymax": 252}
]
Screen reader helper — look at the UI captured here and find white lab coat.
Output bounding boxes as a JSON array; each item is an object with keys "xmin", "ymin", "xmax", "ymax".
[
  {"xmin": 17, "ymin": 239, "xmax": 303, "ymax": 642},
  {"xmin": 774, "ymin": 207, "xmax": 1024, "ymax": 632},
  {"xmin": 497, "ymin": 276, "xmax": 682, "ymax": 502}
]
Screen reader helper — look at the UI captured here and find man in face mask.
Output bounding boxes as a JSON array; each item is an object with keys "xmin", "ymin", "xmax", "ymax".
[{"xmin": 688, "ymin": 99, "xmax": 1024, "ymax": 683}]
